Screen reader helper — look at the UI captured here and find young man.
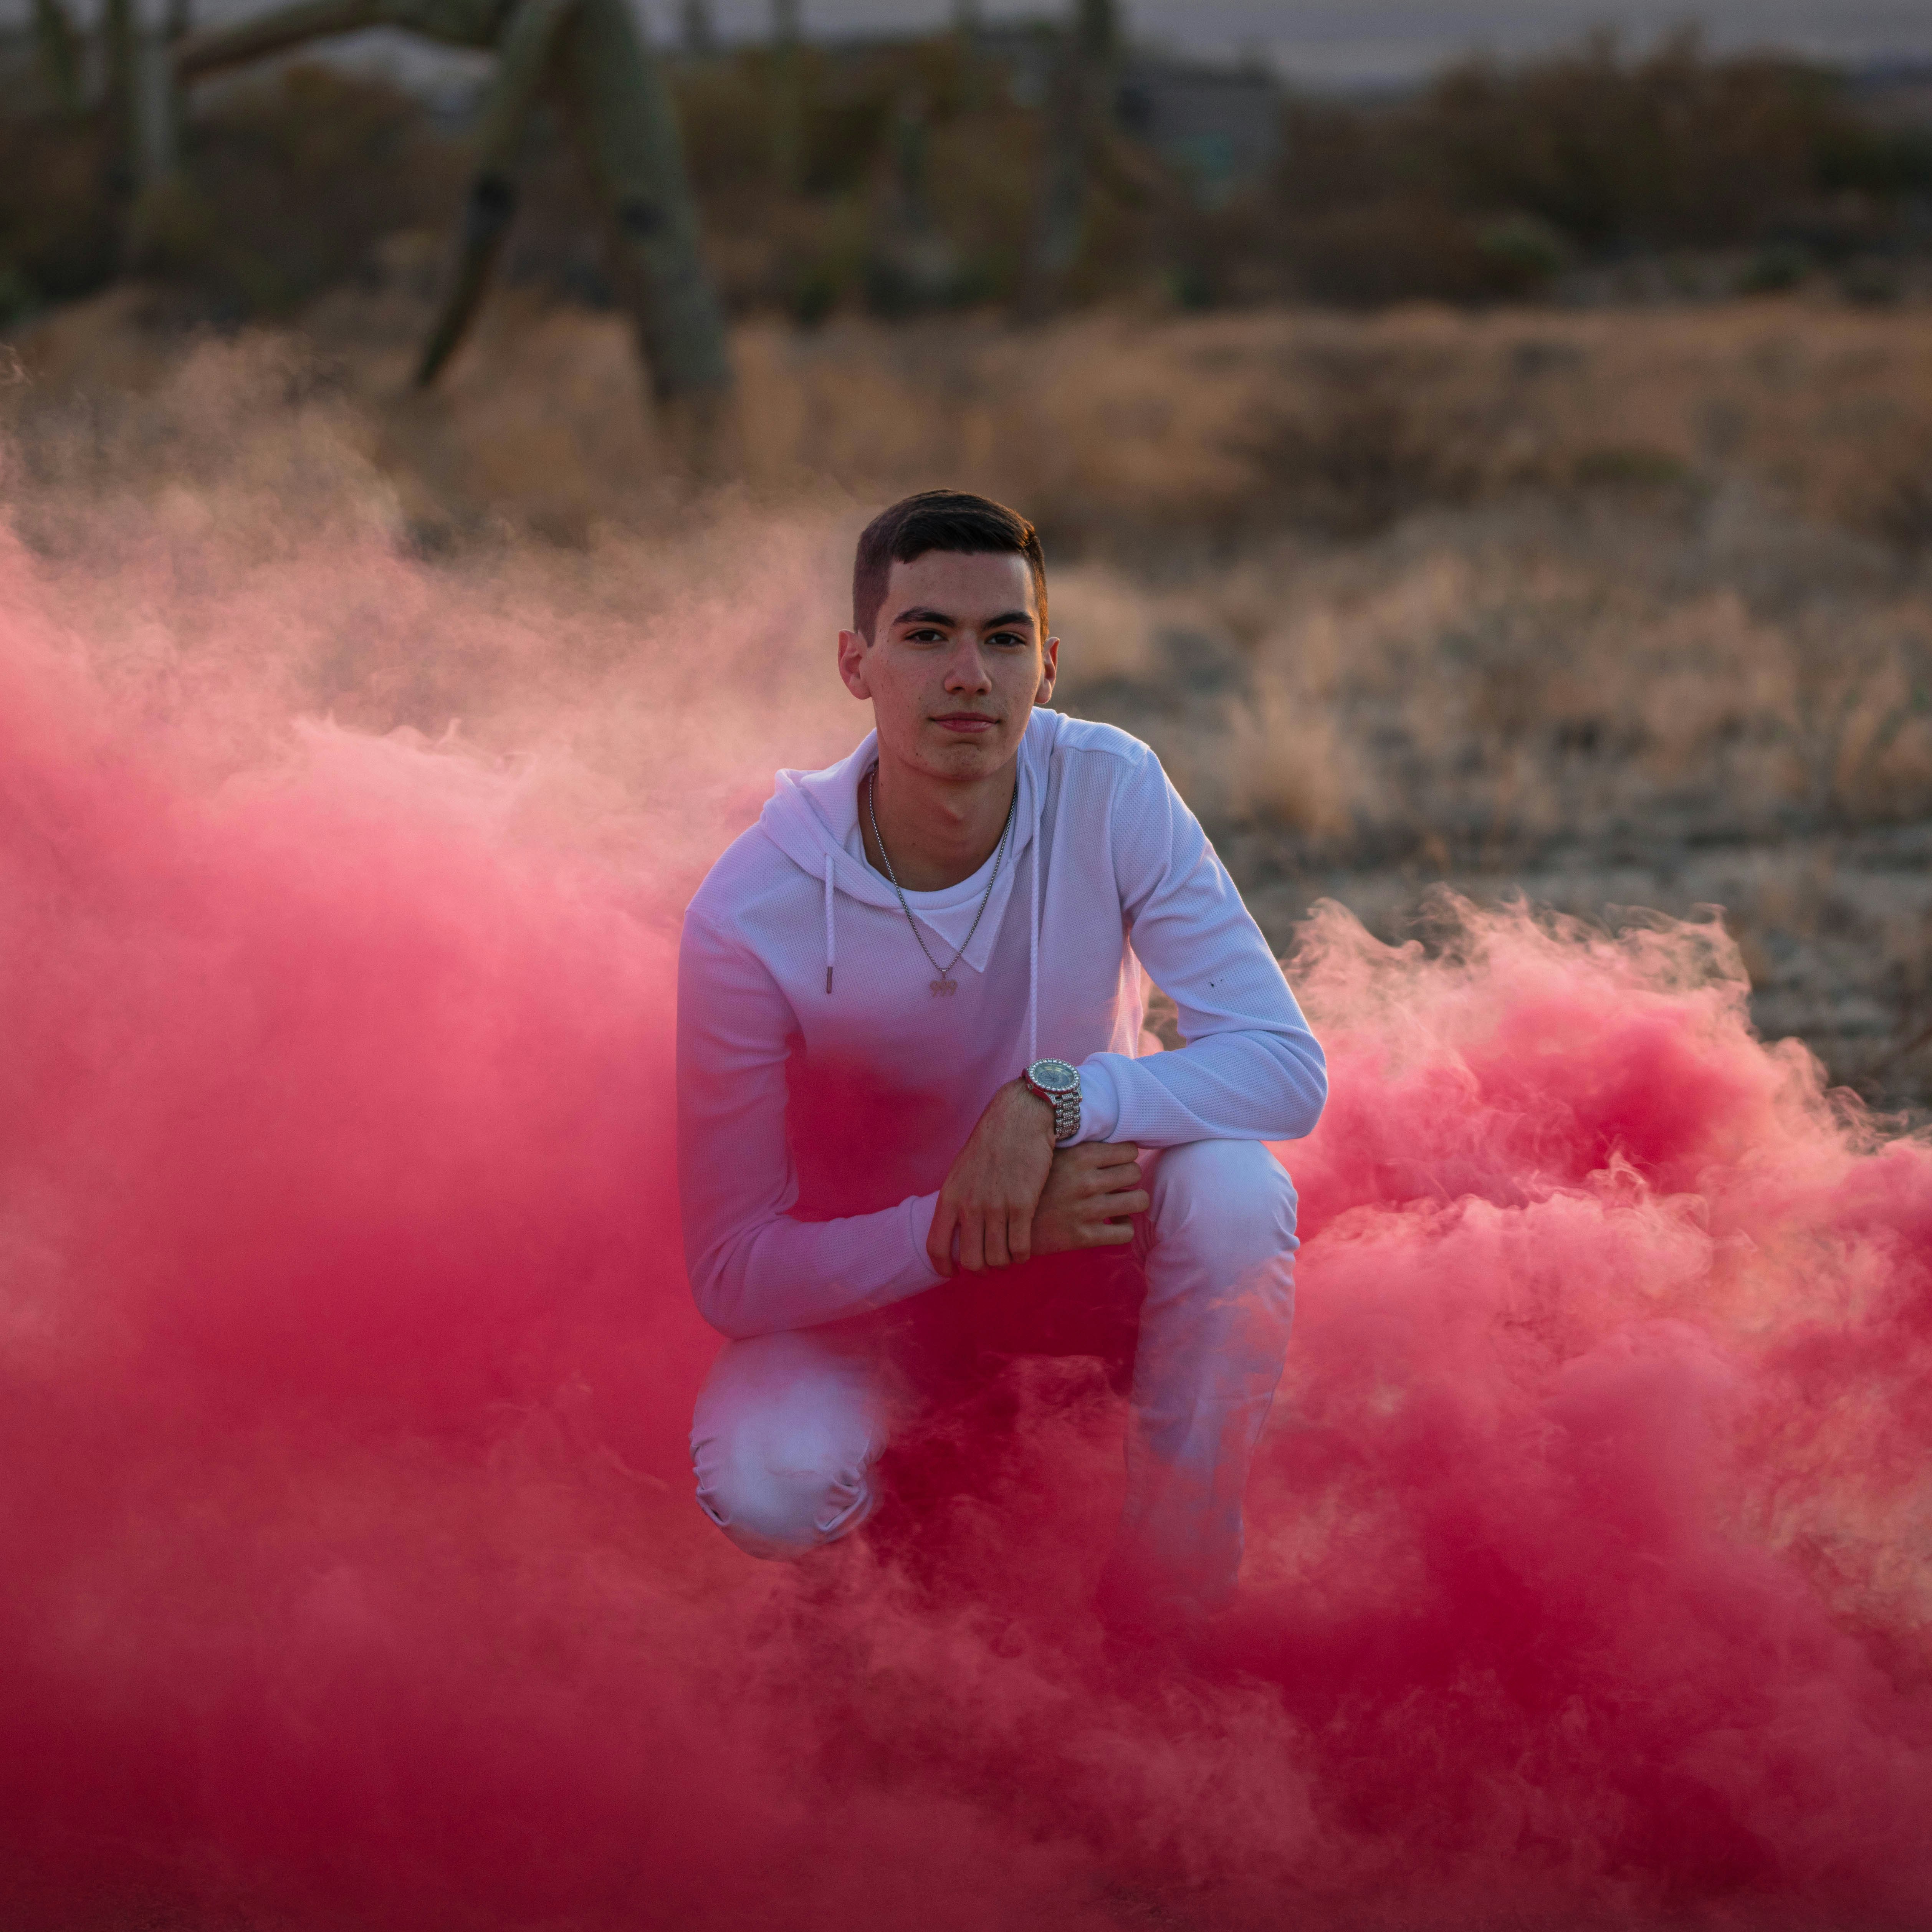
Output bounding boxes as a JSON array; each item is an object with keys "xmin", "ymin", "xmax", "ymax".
[{"xmin": 677, "ymin": 490, "xmax": 1326, "ymax": 1632}]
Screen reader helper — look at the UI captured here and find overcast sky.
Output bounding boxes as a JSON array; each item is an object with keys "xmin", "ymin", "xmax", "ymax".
[{"xmin": 10, "ymin": 0, "xmax": 1927, "ymax": 88}]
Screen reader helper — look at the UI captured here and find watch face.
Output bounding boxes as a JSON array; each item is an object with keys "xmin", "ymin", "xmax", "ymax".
[{"xmin": 1030, "ymin": 1059, "xmax": 1078, "ymax": 1093}]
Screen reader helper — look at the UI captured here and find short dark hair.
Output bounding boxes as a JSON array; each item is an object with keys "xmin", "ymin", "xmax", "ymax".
[{"xmin": 852, "ymin": 489, "xmax": 1047, "ymax": 642}]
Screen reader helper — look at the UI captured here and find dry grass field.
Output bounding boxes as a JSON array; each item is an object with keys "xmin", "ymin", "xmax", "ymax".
[{"xmin": 9, "ymin": 280, "xmax": 1932, "ymax": 1112}]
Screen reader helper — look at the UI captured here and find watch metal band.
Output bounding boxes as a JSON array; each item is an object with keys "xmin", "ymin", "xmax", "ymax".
[{"xmin": 1024, "ymin": 1059, "xmax": 1081, "ymax": 1143}]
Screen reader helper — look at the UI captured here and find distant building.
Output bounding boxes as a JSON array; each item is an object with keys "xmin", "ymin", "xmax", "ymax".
[
  {"xmin": 1116, "ymin": 56, "xmax": 1281, "ymax": 198},
  {"xmin": 894, "ymin": 21, "xmax": 1285, "ymax": 200}
]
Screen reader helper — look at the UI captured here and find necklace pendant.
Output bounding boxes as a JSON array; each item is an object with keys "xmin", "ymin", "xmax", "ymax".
[{"xmin": 930, "ymin": 977, "xmax": 959, "ymax": 997}]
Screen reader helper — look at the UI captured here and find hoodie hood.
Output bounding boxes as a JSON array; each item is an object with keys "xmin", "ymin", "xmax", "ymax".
[{"xmin": 756, "ymin": 710, "xmax": 1055, "ymax": 1058}]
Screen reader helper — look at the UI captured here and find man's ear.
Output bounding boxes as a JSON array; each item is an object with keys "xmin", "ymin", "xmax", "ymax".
[
  {"xmin": 1037, "ymin": 634, "xmax": 1059, "ymax": 703},
  {"xmin": 837, "ymin": 627, "xmax": 872, "ymax": 700}
]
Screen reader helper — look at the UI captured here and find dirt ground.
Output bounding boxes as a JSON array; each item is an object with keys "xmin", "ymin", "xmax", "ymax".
[{"xmin": 8, "ymin": 278, "xmax": 1932, "ymax": 1114}]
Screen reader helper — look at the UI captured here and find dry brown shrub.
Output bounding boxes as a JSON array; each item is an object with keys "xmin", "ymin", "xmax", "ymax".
[{"xmin": 25, "ymin": 287, "xmax": 1932, "ymax": 556}]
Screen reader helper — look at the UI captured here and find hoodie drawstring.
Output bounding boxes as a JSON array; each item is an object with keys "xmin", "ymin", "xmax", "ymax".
[
  {"xmin": 1026, "ymin": 767, "xmax": 1040, "ymax": 1067},
  {"xmin": 824, "ymin": 854, "xmax": 835, "ymax": 995}
]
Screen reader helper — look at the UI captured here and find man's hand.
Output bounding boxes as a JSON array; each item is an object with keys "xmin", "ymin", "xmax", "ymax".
[
  {"xmin": 928, "ymin": 1079, "xmax": 1058, "ymax": 1275},
  {"xmin": 928, "ymin": 1081, "xmax": 1150, "ymax": 1277},
  {"xmin": 1031, "ymin": 1142, "xmax": 1148, "ymax": 1257}
]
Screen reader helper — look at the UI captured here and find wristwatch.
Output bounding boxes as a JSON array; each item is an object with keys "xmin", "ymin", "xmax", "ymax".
[{"xmin": 1023, "ymin": 1059, "xmax": 1082, "ymax": 1143}]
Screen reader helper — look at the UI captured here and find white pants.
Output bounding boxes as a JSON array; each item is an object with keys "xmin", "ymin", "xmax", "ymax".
[{"xmin": 689, "ymin": 1140, "xmax": 1297, "ymax": 1620}]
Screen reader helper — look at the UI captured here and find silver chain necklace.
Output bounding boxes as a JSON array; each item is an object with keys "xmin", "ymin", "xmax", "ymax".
[{"xmin": 867, "ymin": 766, "xmax": 1015, "ymax": 997}]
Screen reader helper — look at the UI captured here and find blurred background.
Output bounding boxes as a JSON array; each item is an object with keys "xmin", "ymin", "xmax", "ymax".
[{"xmin": 6, "ymin": 0, "xmax": 1932, "ymax": 1113}]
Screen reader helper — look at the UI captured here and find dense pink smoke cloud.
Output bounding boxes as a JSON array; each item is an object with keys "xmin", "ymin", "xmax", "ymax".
[{"xmin": 3, "ymin": 507, "xmax": 1930, "ymax": 1932}]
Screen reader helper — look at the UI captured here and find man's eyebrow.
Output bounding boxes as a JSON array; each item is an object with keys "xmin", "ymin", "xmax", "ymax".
[{"xmin": 889, "ymin": 606, "xmax": 1038, "ymax": 631}]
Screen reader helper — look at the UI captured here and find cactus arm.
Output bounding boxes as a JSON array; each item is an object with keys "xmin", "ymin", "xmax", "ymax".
[
  {"xmin": 559, "ymin": 0, "xmax": 731, "ymax": 404},
  {"xmin": 175, "ymin": 0, "xmax": 502, "ymax": 79},
  {"xmin": 176, "ymin": 0, "xmax": 381, "ymax": 78},
  {"xmin": 415, "ymin": 0, "xmax": 576, "ymax": 385}
]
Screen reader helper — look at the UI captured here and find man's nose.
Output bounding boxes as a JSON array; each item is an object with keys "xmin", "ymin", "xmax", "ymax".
[{"xmin": 942, "ymin": 638, "xmax": 994, "ymax": 691}]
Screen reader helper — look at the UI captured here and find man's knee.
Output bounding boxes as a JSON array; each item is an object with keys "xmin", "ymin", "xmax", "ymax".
[
  {"xmin": 1148, "ymin": 1138, "xmax": 1298, "ymax": 1269},
  {"xmin": 690, "ymin": 1332, "xmax": 885, "ymax": 1561},
  {"xmin": 693, "ymin": 1431, "xmax": 876, "ymax": 1561}
]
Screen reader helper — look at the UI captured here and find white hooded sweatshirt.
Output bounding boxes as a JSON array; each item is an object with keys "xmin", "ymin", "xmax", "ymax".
[{"xmin": 677, "ymin": 708, "xmax": 1327, "ymax": 1341}]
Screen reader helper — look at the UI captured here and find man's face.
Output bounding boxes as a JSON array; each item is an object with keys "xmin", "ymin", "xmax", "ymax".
[{"xmin": 837, "ymin": 549, "xmax": 1059, "ymax": 784}]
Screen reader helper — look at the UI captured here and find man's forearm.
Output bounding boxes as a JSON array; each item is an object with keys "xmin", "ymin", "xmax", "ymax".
[
  {"xmin": 690, "ymin": 1192, "xmax": 946, "ymax": 1340},
  {"xmin": 1076, "ymin": 1027, "xmax": 1327, "ymax": 1147}
]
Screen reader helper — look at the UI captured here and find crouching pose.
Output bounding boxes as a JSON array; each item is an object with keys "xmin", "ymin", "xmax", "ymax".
[{"xmin": 677, "ymin": 490, "xmax": 1327, "ymax": 1632}]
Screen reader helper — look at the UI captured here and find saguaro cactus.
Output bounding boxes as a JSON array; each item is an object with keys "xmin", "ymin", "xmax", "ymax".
[
  {"xmin": 1025, "ymin": 0, "xmax": 1119, "ymax": 313},
  {"xmin": 174, "ymin": 0, "xmax": 734, "ymax": 466}
]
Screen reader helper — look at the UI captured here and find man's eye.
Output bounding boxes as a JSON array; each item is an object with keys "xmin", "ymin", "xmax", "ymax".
[{"xmin": 988, "ymin": 632, "xmax": 1027, "ymax": 648}]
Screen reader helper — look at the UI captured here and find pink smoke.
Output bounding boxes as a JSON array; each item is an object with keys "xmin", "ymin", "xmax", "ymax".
[{"xmin": 2, "ymin": 516, "xmax": 1928, "ymax": 1931}]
